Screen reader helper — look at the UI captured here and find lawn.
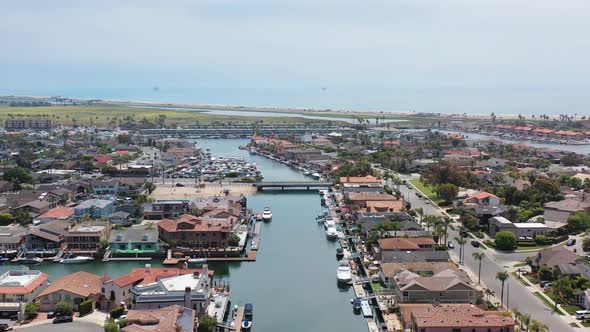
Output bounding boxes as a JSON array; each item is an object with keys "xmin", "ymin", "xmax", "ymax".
[
  {"xmin": 570, "ymin": 322, "xmax": 581, "ymax": 328},
  {"xmin": 511, "ymin": 272, "xmax": 528, "ymax": 286},
  {"xmin": 513, "ymin": 262, "xmax": 528, "ymax": 267},
  {"xmin": 371, "ymin": 282, "xmax": 383, "ymax": 291},
  {"xmin": 0, "ymin": 105, "xmax": 334, "ymax": 127},
  {"xmin": 533, "ymin": 292, "xmax": 564, "ymax": 315},
  {"xmin": 408, "ymin": 179, "xmax": 443, "ymax": 204},
  {"xmin": 563, "ymin": 305, "xmax": 584, "ymax": 315}
]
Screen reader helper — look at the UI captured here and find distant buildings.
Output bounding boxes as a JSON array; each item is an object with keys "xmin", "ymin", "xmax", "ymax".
[{"xmin": 5, "ymin": 118, "xmax": 54, "ymax": 130}]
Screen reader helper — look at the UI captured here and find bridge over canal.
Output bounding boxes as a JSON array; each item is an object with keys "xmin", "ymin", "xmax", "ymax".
[{"xmin": 256, "ymin": 181, "xmax": 333, "ymax": 191}]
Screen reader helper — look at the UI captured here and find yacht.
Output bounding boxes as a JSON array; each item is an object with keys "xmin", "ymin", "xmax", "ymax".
[
  {"xmin": 337, "ymin": 260, "xmax": 352, "ymax": 283},
  {"xmin": 326, "ymin": 226, "xmax": 338, "ymax": 239},
  {"xmin": 19, "ymin": 257, "xmax": 43, "ymax": 264},
  {"xmin": 242, "ymin": 303, "xmax": 253, "ymax": 330},
  {"xmin": 312, "ymin": 172, "xmax": 321, "ymax": 180},
  {"xmin": 361, "ymin": 299, "xmax": 372, "ymax": 317},
  {"xmin": 188, "ymin": 258, "xmax": 207, "ymax": 265},
  {"xmin": 60, "ymin": 254, "xmax": 93, "ymax": 264},
  {"xmin": 262, "ymin": 207, "xmax": 272, "ymax": 221}
]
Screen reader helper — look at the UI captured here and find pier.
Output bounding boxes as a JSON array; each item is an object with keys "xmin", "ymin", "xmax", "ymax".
[{"xmin": 255, "ymin": 181, "xmax": 333, "ymax": 191}]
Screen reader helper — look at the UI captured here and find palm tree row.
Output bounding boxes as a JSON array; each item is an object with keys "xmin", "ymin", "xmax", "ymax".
[{"xmin": 512, "ymin": 308, "xmax": 548, "ymax": 332}]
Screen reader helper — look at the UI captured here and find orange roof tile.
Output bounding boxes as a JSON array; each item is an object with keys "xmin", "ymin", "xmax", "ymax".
[
  {"xmin": 37, "ymin": 207, "xmax": 74, "ymax": 220},
  {"xmin": 38, "ymin": 271, "xmax": 103, "ymax": 298}
]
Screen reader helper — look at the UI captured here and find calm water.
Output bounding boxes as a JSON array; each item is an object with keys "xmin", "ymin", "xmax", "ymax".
[{"xmin": 1, "ymin": 139, "xmax": 367, "ymax": 332}]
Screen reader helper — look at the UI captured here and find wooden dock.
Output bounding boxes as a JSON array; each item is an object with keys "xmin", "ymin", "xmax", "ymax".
[
  {"xmin": 250, "ymin": 223, "xmax": 262, "ymax": 250},
  {"xmin": 234, "ymin": 305, "xmax": 245, "ymax": 332},
  {"xmin": 367, "ymin": 319, "xmax": 379, "ymax": 332}
]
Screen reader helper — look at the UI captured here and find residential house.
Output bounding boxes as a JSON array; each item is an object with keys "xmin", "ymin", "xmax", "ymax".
[
  {"xmin": 92, "ymin": 180, "xmax": 119, "ymax": 195},
  {"xmin": 529, "ymin": 246, "xmax": 579, "ymax": 270},
  {"xmin": 65, "ymin": 221, "xmax": 111, "ymax": 255},
  {"xmin": 37, "ymin": 271, "xmax": 106, "ymax": 311},
  {"xmin": 393, "ymin": 269, "xmax": 476, "ymax": 304},
  {"xmin": 109, "ymin": 225, "xmax": 160, "ymax": 256},
  {"xmin": 74, "ymin": 199, "xmax": 114, "ymax": 220},
  {"xmin": 0, "ymin": 224, "xmax": 27, "ymax": 255},
  {"xmin": 373, "ymin": 237, "xmax": 435, "ymax": 260},
  {"xmin": 346, "ymin": 192, "xmax": 400, "ymax": 212},
  {"xmin": 131, "ymin": 265, "xmax": 211, "ymax": 316},
  {"xmin": 101, "ymin": 265, "xmax": 212, "ymax": 309},
  {"xmin": 381, "ymin": 250, "xmax": 450, "ymax": 264},
  {"xmin": 123, "ymin": 305, "xmax": 196, "ymax": 332},
  {"xmin": 0, "ymin": 270, "xmax": 48, "ymax": 318},
  {"xmin": 339, "ymin": 176, "xmax": 382, "ymax": 187},
  {"xmin": 144, "ymin": 200, "xmax": 189, "ymax": 220},
  {"xmin": 489, "ymin": 216, "xmax": 553, "ymax": 238},
  {"xmin": 24, "ymin": 219, "xmax": 69, "ymax": 254},
  {"xmin": 463, "ymin": 191, "xmax": 502, "ymax": 207},
  {"xmin": 33, "ymin": 206, "xmax": 74, "ymax": 224},
  {"xmin": 158, "ymin": 214, "xmax": 232, "ymax": 249},
  {"xmin": 544, "ymin": 199, "xmax": 590, "ymax": 224},
  {"xmin": 379, "ymin": 262, "xmax": 462, "ymax": 288},
  {"xmin": 108, "ymin": 211, "xmax": 132, "ymax": 226},
  {"xmin": 399, "ymin": 303, "xmax": 515, "ymax": 332}
]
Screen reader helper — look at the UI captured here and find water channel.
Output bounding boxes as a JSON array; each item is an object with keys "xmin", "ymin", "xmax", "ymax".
[{"xmin": 1, "ymin": 139, "xmax": 367, "ymax": 332}]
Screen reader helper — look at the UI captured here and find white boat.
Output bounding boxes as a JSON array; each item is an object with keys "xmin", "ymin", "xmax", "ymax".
[
  {"xmin": 312, "ymin": 172, "xmax": 321, "ymax": 179},
  {"xmin": 337, "ymin": 261, "xmax": 352, "ymax": 283},
  {"xmin": 19, "ymin": 257, "xmax": 43, "ymax": 264},
  {"xmin": 60, "ymin": 254, "xmax": 93, "ymax": 264},
  {"xmin": 360, "ymin": 299, "xmax": 372, "ymax": 317},
  {"xmin": 326, "ymin": 226, "xmax": 338, "ymax": 239},
  {"xmin": 262, "ymin": 207, "xmax": 272, "ymax": 221},
  {"xmin": 188, "ymin": 258, "xmax": 207, "ymax": 264},
  {"xmin": 324, "ymin": 218, "xmax": 335, "ymax": 228}
]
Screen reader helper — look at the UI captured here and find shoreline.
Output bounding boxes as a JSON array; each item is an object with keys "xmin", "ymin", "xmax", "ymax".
[{"xmin": 0, "ymin": 93, "xmax": 549, "ymax": 121}]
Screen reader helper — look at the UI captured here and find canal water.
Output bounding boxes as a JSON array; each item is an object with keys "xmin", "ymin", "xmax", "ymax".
[{"xmin": 2, "ymin": 139, "xmax": 367, "ymax": 332}]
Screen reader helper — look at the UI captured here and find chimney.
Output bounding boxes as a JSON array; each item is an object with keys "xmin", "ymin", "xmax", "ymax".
[
  {"xmin": 145, "ymin": 264, "xmax": 151, "ymax": 273},
  {"xmin": 184, "ymin": 286, "xmax": 191, "ymax": 308}
]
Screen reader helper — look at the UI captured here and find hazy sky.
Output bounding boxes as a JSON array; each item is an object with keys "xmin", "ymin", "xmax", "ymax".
[{"xmin": 1, "ymin": 0, "xmax": 589, "ymax": 114}]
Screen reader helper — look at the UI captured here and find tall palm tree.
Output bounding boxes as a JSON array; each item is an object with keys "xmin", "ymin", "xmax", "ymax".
[
  {"xmin": 414, "ymin": 207, "xmax": 424, "ymax": 225},
  {"xmin": 511, "ymin": 308, "xmax": 521, "ymax": 329},
  {"xmin": 521, "ymin": 313, "xmax": 531, "ymax": 332},
  {"xmin": 441, "ymin": 216, "xmax": 452, "ymax": 244},
  {"xmin": 496, "ymin": 271, "xmax": 509, "ymax": 308},
  {"xmin": 454, "ymin": 237, "xmax": 467, "ymax": 264},
  {"xmin": 528, "ymin": 319, "xmax": 548, "ymax": 332},
  {"xmin": 472, "ymin": 252, "xmax": 485, "ymax": 284}
]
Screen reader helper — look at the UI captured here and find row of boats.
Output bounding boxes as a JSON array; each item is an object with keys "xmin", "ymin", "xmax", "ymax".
[
  {"xmin": 17, "ymin": 253, "xmax": 94, "ymax": 264},
  {"xmin": 248, "ymin": 148, "xmax": 324, "ymax": 180}
]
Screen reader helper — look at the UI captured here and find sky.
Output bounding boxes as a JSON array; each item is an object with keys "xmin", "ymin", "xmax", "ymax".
[{"xmin": 1, "ymin": 0, "xmax": 589, "ymax": 114}]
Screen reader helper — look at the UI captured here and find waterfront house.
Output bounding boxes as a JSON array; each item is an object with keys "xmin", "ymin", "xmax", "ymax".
[
  {"xmin": 0, "ymin": 270, "xmax": 48, "ymax": 319},
  {"xmin": 379, "ymin": 262, "xmax": 462, "ymax": 288},
  {"xmin": 109, "ymin": 225, "xmax": 160, "ymax": 256},
  {"xmin": 373, "ymin": 237, "xmax": 435, "ymax": 260},
  {"xmin": 74, "ymin": 199, "xmax": 114, "ymax": 220},
  {"xmin": 37, "ymin": 271, "xmax": 106, "ymax": 312},
  {"xmin": 339, "ymin": 176, "xmax": 382, "ymax": 187},
  {"xmin": 488, "ymin": 216, "xmax": 553, "ymax": 239},
  {"xmin": 399, "ymin": 303, "xmax": 515, "ymax": 332},
  {"xmin": 123, "ymin": 305, "xmax": 196, "ymax": 332},
  {"xmin": 392, "ymin": 269, "xmax": 476, "ymax": 304},
  {"xmin": 381, "ymin": 250, "xmax": 450, "ymax": 264},
  {"xmin": 0, "ymin": 224, "xmax": 27, "ymax": 255},
  {"xmin": 346, "ymin": 192, "xmax": 399, "ymax": 212},
  {"xmin": 24, "ymin": 219, "xmax": 69, "ymax": 254},
  {"xmin": 144, "ymin": 200, "xmax": 189, "ymax": 220},
  {"xmin": 65, "ymin": 221, "xmax": 111, "ymax": 255},
  {"xmin": 131, "ymin": 265, "xmax": 211, "ymax": 316},
  {"xmin": 34, "ymin": 206, "xmax": 74, "ymax": 224},
  {"xmin": 101, "ymin": 265, "xmax": 212, "ymax": 309},
  {"xmin": 158, "ymin": 214, "xmax": 232, "ymax": 249},
  {"xmin": 92, "ymin": 179, "xmax": 119, "ymax": 195}
]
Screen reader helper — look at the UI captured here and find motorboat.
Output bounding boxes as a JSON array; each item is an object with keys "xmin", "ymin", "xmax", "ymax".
[
  {"xmin": 188, "ymin": 258, "xmax": 207, "ymax": 265},
  {"xmin": 336, "ymin": 248, "xmax": 344, "ymax": 259},
  {"xmin": 326, "ymin": 226, "xmax": 338, "ymax": 239},
  {"xmin": 324, "ymin": 218, "xmax": 336, "ymax": 229},
  {"xmin": 360, "ymin": 299, "xmax": 372, "ymax": 317},
  {"xmin": 337, "ymin": 260, "xmax": 352, "ymax": 283},
  {"xmin": 312, "ymin": 173, "xmax": 321, "ymax": 179},
  {"xmin": 19, "ymin": 257, "xmax": 43, "ymax": 264},
  {"xmin": 262, "ymin": 207, "xmax": 272, "ymax": 221},
  {"xmin": 351, "ymin": 298, "xmax": 362, "ymax": 311},
  {"xmin": 60, "ymin": 253, "xmax": 93, "ymax": 264},
  {"xmin": 242, "ymin": 303, "xmax": 253, "ymax": 330}
]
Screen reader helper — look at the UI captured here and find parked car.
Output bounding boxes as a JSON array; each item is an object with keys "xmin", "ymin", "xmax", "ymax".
[
  {"xmin": 416, "ymin": 193, "xmax": 423, "ymax": 198},
  {"xmin": 471, "ymin": 240, "xmax": 480, "ymax": 248},
  {"xmin": 47, "ymin": 312, "xmax": 55, "ymax": 319},
  {"xmin": 567, "ymin": 239, "xmax": 577, "ymax": 246},
  {"xmin": 459, "ymin": 229, "xmax": 468, "ymax": 237},
  {"xmin": 447, "ymin": 241, "xmax": 455, "ymax": 249},
  {"xmin": 53, "ymin": 316, "xmax": 73, "ymax": 324},
  {"xmin": 424, "ymin": 200, "xmax": 430, "ymax": 204}
]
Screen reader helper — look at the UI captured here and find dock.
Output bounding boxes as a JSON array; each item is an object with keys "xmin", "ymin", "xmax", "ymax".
[
  {"xmin": 250, "ymin": 223, "xmax": 262, "ymax": 250},
  {"xmin": 103, "ymin": 257, "xmax": 152, "ymax": 262},
  {"xmin": 366, "ymin": 319, "xmax": 379, "ymax": 332},
  {"xmin": 256, "ymin": 181, "xmax": 332, "ymax": 191},
  {"xmin": 233, "ymin": 305, "xmax": 245, "ymax": 332}
]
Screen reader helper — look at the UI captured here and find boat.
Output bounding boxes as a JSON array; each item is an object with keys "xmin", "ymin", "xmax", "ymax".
[
  {"xmin": 60, "ymin": 254, "xmax": 93, "ymax": 264},
  {"xmin": 262, "ymin": 207, "xmax": 272, "ymax": 221},
  {"xmin": 18, "ymin": 257, "xmax": 43, "ymax": 264},
  {"xmin": 360, "ymin": 299, "xmax": 372, "ymax": 317},
  {"xmin": 352, "ymin": 298, "xmax": 362, "ymax": 311},
  {"xmin": 188, "ymin": 258, "xmax": 207, "ymax": 265},
  {"xmin": 326, "ymin": 226, "xmax": 338, "ymax": 239},
  {"xmin": 336, "ymin": 248, "xmax": 344, "ymax": 259},
  {"xmin": 242, "ymin": 303, "xmax": 253, "ymax": 330},
  {"xmin": 311, "ymin": 172, "xmax": 321, "ymax": 179},
  {"xmin": 337, "ymin": 260, "xmax": 352, "ymax": 283}
]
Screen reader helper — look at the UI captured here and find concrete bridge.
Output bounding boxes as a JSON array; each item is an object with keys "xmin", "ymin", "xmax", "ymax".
[{"xmin": 256, "ymin": 181, "xmax": 333, "ymax": 191}]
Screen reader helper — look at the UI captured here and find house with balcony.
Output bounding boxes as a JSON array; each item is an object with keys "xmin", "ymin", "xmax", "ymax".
[
  {"xmin": 109, "ymin": 225, "xmax": 160, "ymax": 256},
  {"xmin": 0, "ymin": 224, "xmax": 27, "ymax": 256},
  {"xmin": 65, "ymin": 221, "xmax": 111, "ymax": 255},
  {"xmin": 158, "ymin": 214, "xmax": 233, "ymax": 249},
  {"xmin": 74, "ymin": 199, "xmax": 114, "ymax": 220},
  {"xmin": 37, "ymin": 271, "xmax": 106, "ymax": 312},
  {"xmin": 144, "ymin": 200, "xmax": 190, "ymax": 220},
  {"xmin": 24, "ymin": 219, "xmax": 69, "ymax": 254},
  {"xmin": 0, "ymin": 270, "xmax": 48, "ymax": 319},
  {"xmin": 392, "ymin": 268, "xmax": 476, "ymax": 304}
]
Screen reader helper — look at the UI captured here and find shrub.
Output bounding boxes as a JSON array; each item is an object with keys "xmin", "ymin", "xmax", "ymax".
[
  {"xmin": 0, "ymin": 213, "xmax": 13, "ymax": 225},
  {"xmin": 495, "ymin": 231, "xmax": 517, "ymax": 251},
  {"xmin": 534, "ymin": 235, "xmax": 548, "ymax": 245},
  {"xmin": 228, "ymin": 234, "xmax": 241, "ymax": 247},
  {"xmin": 110, "ymin": 306, "xmax": 125, "ymax": 319},
  {"xmin": 79, "ymin": 299, "xmax": 93, "ymax": 316},
  {"xmin": 56, "ymin": 302, "xmax": 73, "ymax": 316},
  {"xmin": 197, "ymin": 315, "xmax": 217, "ymax": 332},
  {"xmin": 104, "ymin": 319, "xmax": 119, "ymax": 332},
  {"xmin": 24, "ymin": 303, "xmax": 39, "ymax": 319}
]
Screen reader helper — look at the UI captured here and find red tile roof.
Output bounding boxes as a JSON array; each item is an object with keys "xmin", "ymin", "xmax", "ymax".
[
  {"xmin": 107, "ymin": 267, "xmax": 214, "ymax": 287},
  {"xmin": 37, "ymin": 207, "xmax": 74, "ymax": 220},
  {"xmin": 158, "ymin": 214, "xmax": 232, "ymax": 233},
  {"xmin": 38, "ymin": 271, "xmax": 103, "ymax": 298},
  {"xmin": 94, "ymin": 155, "xmax": 112, "ymax": 164},
  {"xmin": 340, "ymin": 176, "xmax": 382, "ymax": 184},
  {"xmin": 0, "ymin": 272, "xmax": 48, "ymax": 294},
  {"xmin": 403, "ymin": 304, "xmax": 515, "ymax": 328},
  {"xmin": 379, "ymin": 237, "xmax": 436, "ymax": 250}
]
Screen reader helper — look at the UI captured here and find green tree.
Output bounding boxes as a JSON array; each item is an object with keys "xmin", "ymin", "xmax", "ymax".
[
  {"xmin": 460, "ymin": 214, "xmax": 479, "ymax": 231},
  {"xmin": 24, "ymin": 303, "xmax": 39, "ymax": 319},
  {"xmin": 472, "ymin": 252, "xmax": 485, "ymax": 284},
  {"xmin": 568, "ymin": 212, "xmax": 590, "ymax": 233},
  {"xmin": 56, "ymin": 301, "xmax": 73, "ymax": 316},
  {"xmin": 583, "ymin": 237, "xmax": 590, "ymax": 252},
  {"xmin": 434, "ymin": 183, "xmax": 458, "ymax": 204},
  {"xmin": 537, "ymin": 265, "xmax": 554, "ymax": 281},
  {"xmin": 553, "ymin": 276, "xmax": 575, "ymax": 304},
  {"xmin": 496, "ymin": 271, "xmax": 509, "ymax": 308},
  {"xmin": 197, "ymin": 314, "xmax": 217, "ymax": 332},
  {"xmin": 228, "ymin": 234, "xmax": 241, "ymax": 246},
  {"xmin": 2, "ymin": 167, "xmax": 33, "ymax": 190},
  {"xmin": 528, "ymin": 320, "xmax": 548, "ymax": 332},
  {"xmin": 495, "ymin": 231, "xmax": 517, "ymax": 251},
  {"xmin": 13, "ymin": 208, "xmax": 32, "ymax": 226},
  {"xmin": 0, "ymin": 212, "xmax": 13, "ymax": 225}
]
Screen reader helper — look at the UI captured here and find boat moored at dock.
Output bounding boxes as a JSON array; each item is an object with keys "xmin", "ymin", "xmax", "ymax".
[
  {"xmin": 337, "ymin": 260, "xmax": 352, "ymax": 283},
  {"xmin": 60, "ymin": 253, "xmax": 94, "ymax": 264},
  {"xmin": 262, "ymin": 207, "xmax": 272, "ymax": 221}
]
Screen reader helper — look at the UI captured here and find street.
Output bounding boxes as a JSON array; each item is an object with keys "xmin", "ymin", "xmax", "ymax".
[{"xmin": 391, "ymin": 174, "xmax": 576, "ymax": 331}]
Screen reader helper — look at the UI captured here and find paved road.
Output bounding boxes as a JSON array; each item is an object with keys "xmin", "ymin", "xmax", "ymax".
[
  {"xmin": 16, "ymin": 321, "xmax": 102, "ymax": 332},
  {"xmin": 393, "ymin": 176, "xmax": 576, "ymax": 332}
]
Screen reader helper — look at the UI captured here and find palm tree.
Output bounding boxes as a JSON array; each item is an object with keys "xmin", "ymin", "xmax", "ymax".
[
  {"xmin": 472, "ymin": 252, "xmax": 485, "ymax": 284},
  {"xmin": 496, "ymin": 271, "xmax": 509, "ymax": 308},
  {"xmin": 414, "ymin": 207, "xmax": 424, "ymax": 225},
  {"xmin": 528, "ymin": 319, "xmax": 548, "ymax": 332},
  {"xmin": 484, "ymin": 287, "xmax": 495, "ymax": 303},
  {"xmin": 521, "ymin": 313, "xmax": 531, "ymax": 332},
  {"xmin": 441, "ymin": 216, "xmax": 452, "ymax": 244},
  {"xmin": 511, "ymin": 308, "xmax": 522, "ymax": 329},
  {"xmin": 454, "ymin": 237, "xmax": 467, "ymax": 264}
]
